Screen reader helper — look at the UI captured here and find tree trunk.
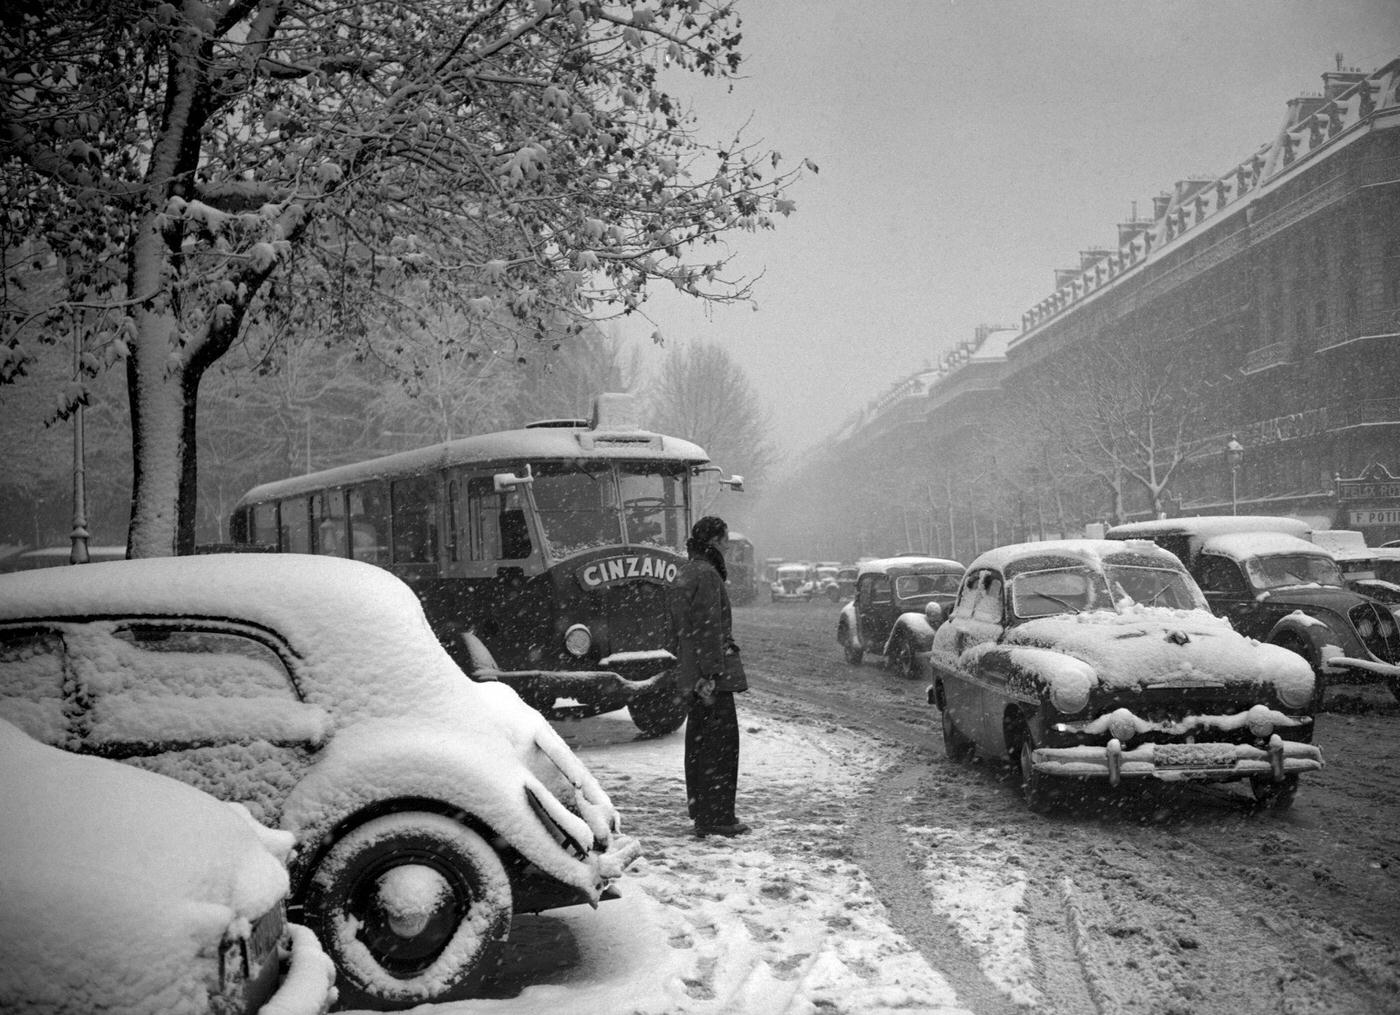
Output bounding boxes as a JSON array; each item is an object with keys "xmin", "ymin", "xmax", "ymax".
[{"xmin": 125, "ymin": 306, "xmax": 189, "ymax": 558}]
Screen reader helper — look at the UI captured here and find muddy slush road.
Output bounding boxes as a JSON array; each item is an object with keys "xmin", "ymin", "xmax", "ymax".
[{"xmin": 732, "ymin": 600, "xmax": 1400, "ymax": 1015}]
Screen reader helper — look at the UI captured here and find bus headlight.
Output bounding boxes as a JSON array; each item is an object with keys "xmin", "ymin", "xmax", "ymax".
[{"xmin": 564, "ymin": 624, "xmax": 592, "ymax": 657}]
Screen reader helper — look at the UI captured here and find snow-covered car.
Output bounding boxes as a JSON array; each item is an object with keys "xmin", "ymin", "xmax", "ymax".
[
  {"xmin": 1311, "ymin": 532, "xmax": 1400, "ymax": 606},
  {"xmin": 836, "ymin": 556, "xmax": 964, "ymax": 678},
  {"xmin": 0, "ymin": 554, "xmax": 640, "ymax": 1010},
  {"xmin": 1107, "ymin": 517, "xmax": 1400, "ymax": 703},
  {"xmin": 926, "ymin": 540, "xmax": 1322, "ymax": 813},
  {"xmin": 770, "ymin": 562, "xmax": 817, "ymax": 602},
  {"xmin": 0, "ymin": 718, "xmax": 336, "ymax": 1015}
]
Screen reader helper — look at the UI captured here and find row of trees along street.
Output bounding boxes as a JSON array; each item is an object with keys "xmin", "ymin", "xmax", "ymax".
[{"xmin": 1, "ymin": 0, "xmax": 806, "ymax": 557}]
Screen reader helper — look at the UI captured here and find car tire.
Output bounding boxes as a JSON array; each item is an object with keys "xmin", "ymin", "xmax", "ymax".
[
  {"xmin": 304, "ymin": 812, "xmax": 512, "ymax": 1010},
  {"xmin": 1250, "ymin": 773, "xmax": 1300, "ymax": 810},
  {"xmin": 890, "ymin": 635, "xmax": 917, "ymax": 680},
  {"xmin": 1018, "ymin": 732, "xmax": 1054, "ymax": 814},
  {"xmin": 628, "ymin": 686, "xmax": 688, "ymax": 738},
  {"xmin": 941, "ymin": 704, "xmax": 974, "ymax": 762}
]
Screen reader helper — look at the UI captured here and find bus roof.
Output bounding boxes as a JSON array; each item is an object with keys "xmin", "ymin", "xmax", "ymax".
[{"xmin": 236, "ymin": 422, "xmax": 712, "ymax": 505}]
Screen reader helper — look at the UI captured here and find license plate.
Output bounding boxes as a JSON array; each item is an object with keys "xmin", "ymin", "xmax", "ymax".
[{"xmin": 1154, "ymin": 743, "xmax": 1239, "ymax": 767}]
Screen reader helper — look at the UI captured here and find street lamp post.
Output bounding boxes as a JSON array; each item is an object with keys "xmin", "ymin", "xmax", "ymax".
[
  {"xmin": 1226, "ymin": 437, "xmax": 1244, "ymax": 516},
  {"xmin": 69, "ymin": 313, "xmax": 89, "ymax": 564}
]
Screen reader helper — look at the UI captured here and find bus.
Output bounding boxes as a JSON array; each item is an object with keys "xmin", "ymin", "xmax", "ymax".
[{"xmin": 228, "ymin": 394, "xmax": 742, "ymax": 736}]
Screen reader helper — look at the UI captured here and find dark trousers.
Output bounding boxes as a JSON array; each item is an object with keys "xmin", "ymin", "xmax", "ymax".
[{"xmin": 685, "ymin": 690, "xmax": 740, "ymax": 826}]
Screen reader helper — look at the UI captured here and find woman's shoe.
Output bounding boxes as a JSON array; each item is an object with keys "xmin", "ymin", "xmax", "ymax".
[{"xmin": 695, "ymin": 821, "xmax": 750, "ymax": 837}]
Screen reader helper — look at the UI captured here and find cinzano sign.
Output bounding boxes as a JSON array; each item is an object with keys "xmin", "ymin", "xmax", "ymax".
[{"xmin": 578, "ymin": 554, "xmax": 679, "ymax": 590}]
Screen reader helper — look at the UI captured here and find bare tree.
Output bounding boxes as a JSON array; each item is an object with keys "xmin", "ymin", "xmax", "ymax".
[
  {"xmin": 1012, "ymin": 328, "xmax": 1207, "ymax": 522},
  {"xmin": 1, "ymin": 0, "xmax": 810, "ymax": 556},
  {"xmin": 645, "ymin": 340, "xmax": 779, "ymax": 489}
]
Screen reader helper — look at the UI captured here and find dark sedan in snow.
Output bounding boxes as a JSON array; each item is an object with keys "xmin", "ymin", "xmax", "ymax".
[
  {"xmin": 837, "ymin": 555, "xmax": 964, "ymax": 678},
  {"xmin": 926, "ymin": 540, "xmax": 1321, "ymax": 812}
]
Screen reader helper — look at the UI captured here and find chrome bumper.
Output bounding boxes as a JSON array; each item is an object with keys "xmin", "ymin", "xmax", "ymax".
[
  {"xmin": 1035, "ymin": 733, "xmax": 1323, "ymax": 786},
  {"xmin": 474, "ymin": 666, "xmax": 671, "ymax": 701}
]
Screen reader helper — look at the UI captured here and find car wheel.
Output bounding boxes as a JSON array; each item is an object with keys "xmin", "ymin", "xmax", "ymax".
[
  {"xmin": 890, "ymin": 635, "xmax": 917, "ymax": 680},
  {"xmin": 1018, "ymin": 732, "xmax": 1054, "ymax": 814},
  {"xmin": 941, "ymin": 703, "xmax": 974, "ymax": 761},
  {"xmin": 304, "ymin": 812, "xmax": 512, "ymax": 1010},
  {"xmin": 1274, "ymin": 635, "xmax": 1325, "ymax": 712},
  {"xmin": 628, "ymin": 686, "xmax": 688, "ymax": 738},
  {"xmin": 1250, "ymin": 773, "xmax": 1300, "ymax": 810}
]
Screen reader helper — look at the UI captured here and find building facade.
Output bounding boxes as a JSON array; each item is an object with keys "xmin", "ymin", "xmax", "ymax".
[{"xmin": 810, "ymin": 57, "xmax": 1400, "ymax": 559}]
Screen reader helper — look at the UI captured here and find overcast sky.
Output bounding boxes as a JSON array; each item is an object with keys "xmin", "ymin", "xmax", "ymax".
[{"xmin": 617, "ymin": 0, "xmax": 1400, "ymax": 469}]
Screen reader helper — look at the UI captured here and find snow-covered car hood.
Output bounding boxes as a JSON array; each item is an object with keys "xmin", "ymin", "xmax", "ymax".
[
  {"xmin": 998, "ymin": 606, "xmax": 1314, "ymax": 696},
  {"xmin": 0, "ymin": 720, "xmax": 293, "ymax": 1015}
]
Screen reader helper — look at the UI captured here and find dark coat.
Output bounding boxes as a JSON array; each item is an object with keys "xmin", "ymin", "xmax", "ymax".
[{"xmin": 668, "ymin": 554, "xmax": 745, "ymax": 698}]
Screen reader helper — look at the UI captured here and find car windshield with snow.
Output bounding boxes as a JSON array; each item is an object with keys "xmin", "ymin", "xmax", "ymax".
[
  {"xmin": 0, "ymin": 554, "xmax": 640, "ymax": 1010},
  {"xmin": 0, "ymin": 718, "xmax": 335, "ymax": 1015},
  {"xmin": 770, "ymin": 563, "xmax": 817, "ymax": 602},
  {"xmin": 926, "ymin": 539, "xmax": 1322, "ymax": 813},
  {"xmin": 1107, "ymin": 517, "xmax": 1400, "ymax": 703},
  {"xmin": 837, "ymin": 556, "xmax": 964, "ymax": 679}
]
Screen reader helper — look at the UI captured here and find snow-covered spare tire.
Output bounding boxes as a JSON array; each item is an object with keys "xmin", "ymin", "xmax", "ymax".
[{"xmin": 304, "ymin": 811, "xmax": 512, "ymax": 1010}]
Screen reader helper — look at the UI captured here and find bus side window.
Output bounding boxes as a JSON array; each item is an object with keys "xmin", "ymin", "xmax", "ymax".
[
  {"xmin": 283, "ymin": 497, "xmax": 311, "ymax": 553},
  {"xmin": 251, "ymin": 503, "xmax": 279, "ymax": 548},
  {"xmin": 348, "ymin": 483, "xmax": 389, "ymax": 564},
  {"xmin": 391, "ymin": 475, "xmax": 439, "ymax": 564},
  {"xmin": 313, "ymin": 490, "xmax": 348, "ymax": 557},
  {"xmin": 465, "ymin": 477, "xmax": 533, "ymax": 562}
]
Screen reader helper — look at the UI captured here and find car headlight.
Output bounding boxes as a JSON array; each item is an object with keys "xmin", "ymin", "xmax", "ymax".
[
  {"xmin": 564, "ymin": 624, "xmax": 592, "ymax": 657},
  {"xmin": 1107, "ymin": 709, "xmax": 1138, "ymax": 743},
  {"xmin": 1049, "ymin": 677, "xmax": 1090, "ymax": 715}
]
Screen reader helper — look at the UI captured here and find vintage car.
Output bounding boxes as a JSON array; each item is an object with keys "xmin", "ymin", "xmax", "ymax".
[
  {"xmin": 835, "ymin": 565, "xmax": 859, "ymax": 601},
  {"xmin": 836, "ymin": 555, "xmax": 964, "ymax": 678},
  {"xmin": 0, "ymin": 718, "xmax": 336, "ymax": 1015},
  {"xmin": 0, "ymin": 554, "xmax": 639, "ymax": 1010},
  {"xmin": 1107, "ymin": 517, "xmax": 1400, "ymax": 703},
  {"xmin": 1311, "ymin": 531, "xmax": 1400, "ymax": 606},
  {"xmin": 926, "ymin": 540, "xmax": 1321, "ymax": 813},
  {"xmin": 814, "ymin": 562, "xmax": 843, "ymax": 602},
  {"xmin": 771, "ymin": 562, "xmax": 818, "ymax": 602}
]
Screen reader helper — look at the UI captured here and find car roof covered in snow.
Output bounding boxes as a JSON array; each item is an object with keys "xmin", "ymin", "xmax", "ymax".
[
  {"xmin": 1107, "ymin": 515, "xmax": 1311, "ymax": 540},
  {"xmin": 1201, "ymin": 532, "xmax": 1331, "ymax": 561},
  {"xmin": 968, "ymin": 539, "xmax": 1185, "ymax": 577},
  {"xmin": 857, "ymin": 555, "xmax": 964, "ymax": 577}
]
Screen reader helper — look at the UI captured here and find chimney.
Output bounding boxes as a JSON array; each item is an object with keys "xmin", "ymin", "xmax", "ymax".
[
  {"xmin": 1079, "ymin": 248, "xmax": 1113, "ymax": 270},
  {"xmin": 1151, "ymin": 192, "xmax": 1172, "ymax": 220},
  {"xmin": 1285, "ymin": 94, "xmax": 1327, "ymax": 128}
]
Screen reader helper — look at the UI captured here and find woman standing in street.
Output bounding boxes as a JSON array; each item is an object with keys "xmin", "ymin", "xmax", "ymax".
[{"xmin": 669, "ymin": 515, "xmax": 749, "ymax": 838}]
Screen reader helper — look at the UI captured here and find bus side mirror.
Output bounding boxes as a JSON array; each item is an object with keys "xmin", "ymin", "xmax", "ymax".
[
  {"xmin": 493, "ymin": 465, "xmax": 534, "ymax": 492},
  {"xmin": 721, "ymin": 474, "xmax": 744, "ymax": 492}
]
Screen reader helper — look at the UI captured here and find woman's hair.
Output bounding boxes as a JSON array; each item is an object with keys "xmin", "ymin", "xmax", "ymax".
[{"xmin": 687, "ymin": 516, "xmax": 728, "ymax": 555}]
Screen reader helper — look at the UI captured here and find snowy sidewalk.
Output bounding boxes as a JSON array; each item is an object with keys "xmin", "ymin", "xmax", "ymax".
[{"xmin": 350, "ymin": 706, "xmax": 975, "ymax": 1014}]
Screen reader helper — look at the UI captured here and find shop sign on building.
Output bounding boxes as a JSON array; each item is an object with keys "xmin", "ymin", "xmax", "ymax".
[{"xmin": 1336, "ymin": 463, "xmax": 1400, "ymax": 533}]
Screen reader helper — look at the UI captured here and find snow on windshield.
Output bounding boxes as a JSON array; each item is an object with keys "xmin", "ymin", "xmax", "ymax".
[
  {"xmin": 1244, "ymin": 553, "xmax": 1345, "ymax": 591},
  {"xmin": 532, "ymin": 463, "xmax": 687, "ymax": 558}
]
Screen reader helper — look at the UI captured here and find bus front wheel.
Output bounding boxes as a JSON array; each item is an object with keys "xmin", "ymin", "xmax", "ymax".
[{"xmin": 629, "ymin": 687, "xmax": 687, "ymax": 738}]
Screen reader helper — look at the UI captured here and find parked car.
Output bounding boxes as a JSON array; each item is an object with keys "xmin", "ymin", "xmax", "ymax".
[
  {"xmin": 1310, "ymin": 530, "xmax": 1400, "ymax": 606},
  {"xmin": 1107, "ymin": 517, "xmax": 1400, "ymax": 703},
  {"xmin": 814, "ymin": 563, "xmax": 843, "ymax": 602},
  {"xmin": 0, "ymin": 554, "xmax": 640, "ymax": 1010},
  {"xmin": 0, "ymin": 717, "xmax": 336, "ymax": 1015},
  {"xmin": 771, "ymin": 562, "xmax": 817, "ymax": 602},
  {"xmin": 926, "ymin": 540, "xmax": 1321, "ymax": 813},
  {"xmin": 835, "ymin": 565, "xmax": 859, "ymax": 601},
  {"xmin": 836, "ymin": 555, "xmax": 963, "ymax": 678}
]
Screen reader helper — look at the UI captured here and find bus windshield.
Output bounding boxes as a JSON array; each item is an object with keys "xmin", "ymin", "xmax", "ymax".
[{"xmin": 531, "ymin": 462, "xmax": 688, "ymax": 559}]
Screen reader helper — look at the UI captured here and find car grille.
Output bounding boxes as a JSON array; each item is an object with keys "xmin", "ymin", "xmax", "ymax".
[
  {"xmin": 598, "ymin": 581, "xmax": 674, "ymax": 672},
  {"xmin": 1350, "ymin": 602, "xmax": 1400, "ymax": 662}
]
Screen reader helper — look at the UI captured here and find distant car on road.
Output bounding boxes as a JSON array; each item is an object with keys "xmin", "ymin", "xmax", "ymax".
[
  {"xmin": 836, "ymin": 555, "xmax": 963, "ymax": 678},
  {"xmin": 0, "ymin": 554, "xmax": 639, "ymax": 1010},
  {"xmin": 1107, "ymin": 516, "xmax": 1400, "ymax": 703},
  {"xmin": 771, "ymin": 562, "xmax": 818, "ymax": 602},
  {"xmin": 926, "ymin": 540, "xmax": 1321, "ymax": 813},
  {"xmin": 0, "ymin": 718, "xmax": 336, "ymax": 1015}
]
